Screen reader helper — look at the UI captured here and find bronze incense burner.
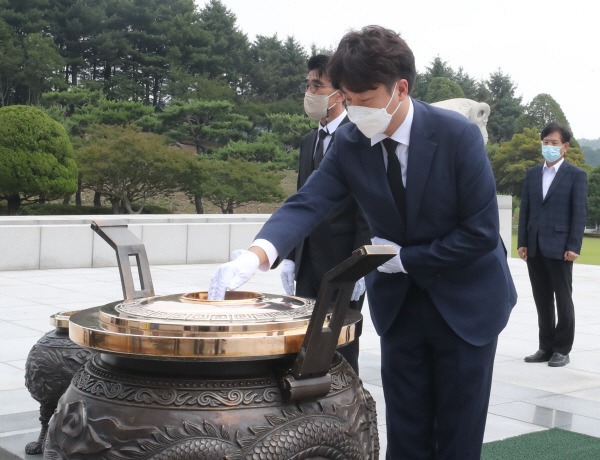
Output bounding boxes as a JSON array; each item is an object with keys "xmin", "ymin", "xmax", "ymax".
[
  {"xmin": 43, "ymin": 220, "xmax": 395, "ymax": 459},
  {"xmin": 24, "ymin": 312, "xmax": 94, "ymax": 455}
]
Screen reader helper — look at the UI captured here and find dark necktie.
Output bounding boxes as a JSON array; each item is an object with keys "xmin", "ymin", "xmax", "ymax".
[
  {"xmin": 313, "ymin": 129, "xmax": 329, "ymax": 169},
  {"xmin": 383, "ymin": 137, "xmax": 407, "ymax": 218}
]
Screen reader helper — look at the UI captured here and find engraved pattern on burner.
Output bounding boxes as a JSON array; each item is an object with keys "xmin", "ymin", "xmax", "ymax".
[{"xmin": 114, "ymin": 298, "xmax": 316, "ymax": 322}]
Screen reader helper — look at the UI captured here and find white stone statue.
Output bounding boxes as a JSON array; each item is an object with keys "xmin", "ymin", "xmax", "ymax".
[{"xmin": 431, "ymin": 98, "xmax": 491, "ymax": 144}]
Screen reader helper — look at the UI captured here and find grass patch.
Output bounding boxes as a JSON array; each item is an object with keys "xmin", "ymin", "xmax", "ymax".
[
  {"xmin": 482, "ymin": 428, "xmax": 600, "ymax": 460},
  {"xmin": 511, "ymin": 231, "xmax": 600, "ymax": 265}
]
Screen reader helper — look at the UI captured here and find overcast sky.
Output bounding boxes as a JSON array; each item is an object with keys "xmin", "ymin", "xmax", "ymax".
[{"xmin": 205, "ymin": 0, "xmax": 599, "ymax": 140}]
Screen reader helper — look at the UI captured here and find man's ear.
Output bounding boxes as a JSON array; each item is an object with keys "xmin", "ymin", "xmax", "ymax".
[
  {"xmin": 398, "ymin": 79, "xmax": 409, "ymax": 99},
  {"xmin": 563, "ymin": 142, "xmax": 570, "ymax": 153}
]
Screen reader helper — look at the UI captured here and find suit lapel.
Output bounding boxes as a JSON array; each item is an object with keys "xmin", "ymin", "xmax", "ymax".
[
  {"xmin": 324, "ymin": 115, "xmax": 350, "ymax": 154},
  {"xmin": 544, "ymin": 161, "xmax": 569, "ymax": 202},
  {"xmin": 299, "ymin": 129, "xmax": 318, "ymax": 183},
  {"xmin": 530, "ymin": 165, "xmax": 544, "ymax": 203},
  {"xmin": 302, "ymin": 116, "xmax": 350, "ymax": 181},
  {"xmin": 406, "ymin": 102, "xmax": 437, "ymax": 238}
]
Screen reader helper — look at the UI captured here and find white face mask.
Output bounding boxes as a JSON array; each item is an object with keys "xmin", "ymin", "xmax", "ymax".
[
  {"xmin": 303, "ymin": 90, "xmax": 339, "ymax": 120},
  {"xmin": 347, "ymin": 82, "xmax": 402, "ymax": 138}
]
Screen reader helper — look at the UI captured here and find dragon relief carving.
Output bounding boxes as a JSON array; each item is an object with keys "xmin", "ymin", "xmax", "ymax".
[
  {"xmin": 24, "ymin": 329, "xmax": 94, "ymax": 455},
  {"xmin": 44, "ymin": 388, "xmax": 379, "ymax": 460}
]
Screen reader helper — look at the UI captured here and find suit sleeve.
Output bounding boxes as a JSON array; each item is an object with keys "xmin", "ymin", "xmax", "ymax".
[
  {"xmin": 567, "ymin": 168, "xmax": 588, "ymax": 253},
  {"xmin": 255, "ymin": 140, "xmax": 351, "ymax": 267},
  {"xmin": 353, "ymin": 206, "xmax": 372, "ymax": 251}
]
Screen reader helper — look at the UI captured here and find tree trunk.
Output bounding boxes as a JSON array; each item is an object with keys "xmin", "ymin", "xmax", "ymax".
[
  {"xmin": 75, "ymin": 176, "xmax": 82, "ymax": 206},
  {"xmin": 39, "ymin": 194, "xmax": 46, "ymax": 204},
  {"xmin": 7, "ymin": 194, "xmax": 21, "ymax": 215},
  {"xmin": 93, "ymin": 191, "xmax": 102, "ymax": 207},
  {"xmin": 109, "ymin": 197, "xmax": 120, "ymax": 214},
  {"xmin": 153, "ymin": 77, "xmax": 160, "ymax": 107},
  {"xmin": 122, "ymin": 195, "xmax": 143, "ymax": 214},
  {"xmin": 62, "ymin": 195, "xmax": 71, "ymax": 205},
  {"xmin": 194, "ymin": 194, "xmax": 204, "ymax": 214},
  {"xmin": 145, "ymin": 81, "xmax": 150, "ymax": 105}
]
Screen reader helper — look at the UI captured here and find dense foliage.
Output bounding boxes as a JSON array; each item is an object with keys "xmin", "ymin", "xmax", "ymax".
[
  {"xmin": 74, "ymin": 125, "xmax": 195, "ymax": 213},
  {"xmin": 588, "ymin": 167, "xmax": 600, "ymax": 229},
  {"xmin": 0, "ymin": 105, "xmax": 77, "ymax": 214},
  {"xmin": 1, "ymin": 0, "xmax": 599, "ymax": 217}
]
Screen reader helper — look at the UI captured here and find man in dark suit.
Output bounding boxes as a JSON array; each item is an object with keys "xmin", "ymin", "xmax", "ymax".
[
  {"xmin": 518, "ymin": 123, "xmax": 587, "ymax": 367},
  {"xmin": 209, "ymin": 26, "xmax": 517, "ymax": 459},
  {"xmin": 280, "ymin": 54, "xmax": 371, "ymax": 374}
]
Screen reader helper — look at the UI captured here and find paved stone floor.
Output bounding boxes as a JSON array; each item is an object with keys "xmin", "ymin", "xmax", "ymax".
[{"xmin": 1, "ymin": 258, "xmax": 599, "ymax": 459}]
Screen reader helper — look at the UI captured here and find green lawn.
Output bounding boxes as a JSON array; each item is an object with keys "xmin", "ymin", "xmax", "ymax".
[{"xmin": 511, "ymin": 232, "xmax": 600, "ymax": 265}]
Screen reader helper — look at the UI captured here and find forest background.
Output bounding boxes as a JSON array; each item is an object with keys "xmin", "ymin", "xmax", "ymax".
[{"xmin": 1, "ymin": 0, "xmax": 600, "ymax": 231}]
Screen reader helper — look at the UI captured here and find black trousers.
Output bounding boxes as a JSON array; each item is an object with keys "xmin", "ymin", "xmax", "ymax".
[
  {"xmin": 381, "ymin": 284, "xmax": 497, "ymax": 459},
  {"xmin": 526, "ymin": 252, "xmax": 575, "ymax": 354},
  {"xmin": 295, "ymin": 260, "xmax": 364, "ymax": 375}
]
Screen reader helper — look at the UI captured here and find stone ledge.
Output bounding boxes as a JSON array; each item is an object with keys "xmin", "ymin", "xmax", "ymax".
[
  {"xmin": 0, "ymin": 196, "xmax": 512, "ymax": 271},
  {"xmin": 0, "ymin": 215, "xmax": 270, "ymax": 271}
]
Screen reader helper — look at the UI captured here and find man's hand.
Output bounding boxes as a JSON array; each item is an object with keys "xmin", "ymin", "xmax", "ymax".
[
  {"xmin": 517, "ymin": 247, "xmax": 527, "ymax": 261},
  {"xmin": 371, "ymin": 236, "xmax": 405, "ymax": 273},
  {"xmin": 351, "ymin": 277, "xmax": 366, "ymax": 301},
  {"xmin": 208, "ymin": 250, "xmax": 260, "ymax": 300},
  {"xmin": 280, "ymin": 259, "xmax": 295, "ymax": 295},
  {"xmin": 564, "ymin": 250, "xmax": 579, "ymax": 262}
]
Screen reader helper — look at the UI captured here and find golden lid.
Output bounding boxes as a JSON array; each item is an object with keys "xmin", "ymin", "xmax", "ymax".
[
  {"xmin": 50, "ymin": 311, "xmax": 78, "ymax": 329},
  {"xmin": 68, "ymin": 291, "xmax": 361, "ymax": 361}
]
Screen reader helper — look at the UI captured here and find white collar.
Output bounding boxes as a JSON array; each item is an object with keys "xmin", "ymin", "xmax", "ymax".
[
  {"xmin": 543, "ymin": 157, "xmax": 565, "ymax": 172},
  {"xmin": 320, "ymin": 110, "xmax": 347, "ymax": 134}
]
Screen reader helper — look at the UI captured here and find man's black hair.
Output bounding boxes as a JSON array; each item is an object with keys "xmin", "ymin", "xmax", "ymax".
[
  {"xmin": 541, "ymin": 122, "xmax": 571, "ymax": 144},
  {"xmin": 328, "ymin": 25, "xmax": 416, "ymax": 94},
  {"xmin": 307, "ymin": 54, "xmax": 330, "ymax": 79}
]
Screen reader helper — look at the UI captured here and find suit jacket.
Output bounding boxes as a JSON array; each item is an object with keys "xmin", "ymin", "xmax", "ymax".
[
  {"xmin": 518, "ymin": 161, "xmax": 587, "ymax": 259},
  {"xmin": 257, "ymin": 100, "xmax": 517, "ymax": 346},
  {"xmin": 288, "ymin": 117, "xmax": 371, "ymax": 283}
]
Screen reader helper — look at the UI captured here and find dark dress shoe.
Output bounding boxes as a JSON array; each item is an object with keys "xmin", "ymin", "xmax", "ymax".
[
  {"xmin": 524, "ymin": 349, "xmax": 552, "ymax": 363},
  {"xmin": 548, "ymin": 353, "xmax": 570, "ymax": 367}
]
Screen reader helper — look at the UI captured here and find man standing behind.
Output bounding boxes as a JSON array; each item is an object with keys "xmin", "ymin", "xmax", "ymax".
[
  {"xmin": 280, "ymin": 54, "xmax": 371, "ymax": 374},
  {"xmin": 519, "ymin": 122, "xmax": 587, "ymax": 367}
]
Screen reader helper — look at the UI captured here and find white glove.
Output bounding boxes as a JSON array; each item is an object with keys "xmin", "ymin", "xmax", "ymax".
[
  {"xmin": 351, "ymin": 277, "xmax": 366, "ymax": 301},
  {"xmin": 371, "ymin": 236, "xmax": 406, "ymax": 273},
  {"xmin": 208, "ymin": 249, "xmax": 260, "ymax": 300},
  {"xmin": 280, "ymin": 259, "xmax": 296, "ymax": 295}
]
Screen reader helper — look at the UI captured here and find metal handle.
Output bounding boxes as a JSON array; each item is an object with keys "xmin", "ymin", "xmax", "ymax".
[
  {"xmin": 91, "ymin": 220, "xmax": 154, "ymax": 300},
  {"xmin": 281, "ymin": 244, "xmax": 397, "ymax": 401}
]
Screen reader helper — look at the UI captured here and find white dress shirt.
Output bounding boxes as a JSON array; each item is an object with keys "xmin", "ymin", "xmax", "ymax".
[
  {"xmin": 316, "ymin": 110, "xmax": 347, "ymax": 158},
  {"xmin": 542, "ymin": 158, "xmax": 564, "ymax": 199}
]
